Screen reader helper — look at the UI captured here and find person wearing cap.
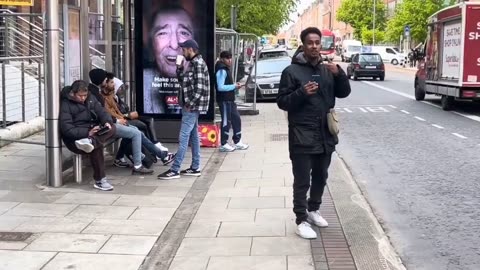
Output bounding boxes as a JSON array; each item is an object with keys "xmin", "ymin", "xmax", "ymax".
[
  {"xmin": 88, "ymin": 68, "xmax": 109, "ymax": 106},
  {"xmin": 157, "ymin": 39, "xmax": 210, "ymax": 180},
  {"xmin": 215, "ymin": 50, "xmax": 249, "ymax": 152}
]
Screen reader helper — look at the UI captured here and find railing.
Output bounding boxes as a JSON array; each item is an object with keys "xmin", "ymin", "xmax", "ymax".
[{"xmin": 0, "ymin": 56, "xmax": 43, "ymax": 127}]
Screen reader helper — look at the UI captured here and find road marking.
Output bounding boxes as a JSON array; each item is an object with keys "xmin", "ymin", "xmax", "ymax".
[
  {"xmin": 414, "ymin": 116, "xmax": 426, "ymax": 121},
  {"xmin": 400, "ymin": 110, "xmax": 410, "ymax": 114},
  {"xmin": 336, "ymin": 106, "xmax": 391, "ymax": 113},
  {"xmin": 388, "ymin": 105, "xmax": 397, "ymax": 109},
  {"xmin": 432, "ymin": 124, "xmax": 445, "ymax": 129},
  {"xmin": 362, "ymin": 81, "xmax": 480, "ymax": 124},
  {"xmin": 452, "ymin": 133, "xmax": 467, "ymax": 139}
]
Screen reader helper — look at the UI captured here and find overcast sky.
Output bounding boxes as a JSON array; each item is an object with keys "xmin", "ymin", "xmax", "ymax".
[{"xmin": 281, "ymin": 0, "xmax": 315, "ymax": 31}]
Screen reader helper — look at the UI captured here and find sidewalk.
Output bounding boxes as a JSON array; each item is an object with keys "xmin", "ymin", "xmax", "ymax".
[{"xmin": 0, "ymin": 104, "xmax": 404, "ymax": 270}]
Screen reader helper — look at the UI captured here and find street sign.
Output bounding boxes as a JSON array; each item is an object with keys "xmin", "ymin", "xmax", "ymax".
[{"xmin": 404, "ymin": 25, "xmax": 410, "ymax": 37}]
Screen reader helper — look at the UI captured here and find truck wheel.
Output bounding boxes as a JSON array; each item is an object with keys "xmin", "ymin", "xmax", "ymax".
[
  {"xmin": 379, "ymin": 75, "xmax": 385, "ymax": 81},
  {"xmin": 414, "ymin": 84, "xmax": 425, "ymax": 101},
  {"xmin": 353, "ymin": 73, "xmax": 358, "ymax": 81},
  {"xmin": 441, "ymin": 95, "xmax": 454, "ymax": 111},
  {"xmin": 341, "ymin": 56, "xmax": 344, "ymax": 62},
  {"xmin": 391, "ymin": 59, "xmax": 399, "ymax": 65}
]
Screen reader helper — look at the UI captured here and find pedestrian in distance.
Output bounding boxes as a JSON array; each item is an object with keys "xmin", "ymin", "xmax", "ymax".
[
  {"xmin": 157, "ymin": 39, "xmax": 210, "ymax": 180},
  {"xmin": 277, "ymin": 27, "xmax": 351, "ymax": 239},
  {"xmin": 215, "ymin": 50, "xmax": 249, "ymax": 152}
]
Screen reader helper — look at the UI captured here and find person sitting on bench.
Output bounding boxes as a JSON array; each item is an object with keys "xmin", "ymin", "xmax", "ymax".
[{"xmin": 59, "ymin": 80, "xmax": 116, "ymax": 191}]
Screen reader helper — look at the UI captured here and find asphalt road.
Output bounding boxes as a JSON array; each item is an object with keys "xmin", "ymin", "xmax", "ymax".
[{"xmin": 334, "ymin": 62, "xmax": 480, "ymax": 270}]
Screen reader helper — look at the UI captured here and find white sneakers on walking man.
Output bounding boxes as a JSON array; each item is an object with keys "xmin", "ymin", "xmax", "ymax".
[
  {"xmin": 219, "ymin": 141, "xmax": 249, "ymax": 152},
  {"xmin": 295, "ymin": 210, "xmax": 329, "ymax": 239}
]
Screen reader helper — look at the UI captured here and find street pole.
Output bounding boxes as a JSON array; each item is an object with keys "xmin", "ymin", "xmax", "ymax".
[
  {"xmin": 373, "ymin": 0, "xmax": 376, "ymax": 46},
  {"xmin": 45, "ymin": 0, "xmax": 62, "ymax": 187}
]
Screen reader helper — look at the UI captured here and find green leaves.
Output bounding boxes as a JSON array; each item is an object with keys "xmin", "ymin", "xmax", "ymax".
[
  {"xmin": 216, "ymin": 0, "xmax": 298, "ymax": 36},
  {"xmin": 385, "ymin": 0, "xmax": 457, "ymax": 43},
  {"xmin": 337, "ymin": 0, "xmax": 387, "ymax": 40}
]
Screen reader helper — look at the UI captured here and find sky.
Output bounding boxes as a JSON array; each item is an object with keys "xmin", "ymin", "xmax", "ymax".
[{"xmin": 281, "ymin": 0, "xmax": 315, "ymax": 31}]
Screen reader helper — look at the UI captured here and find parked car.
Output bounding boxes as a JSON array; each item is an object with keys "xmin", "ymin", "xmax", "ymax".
[
  {"xmin": 257, "ymin": 48, "xmax": 289, "ymax": 60},
  {"xmin": 346, "ymin": 53, "xmax": 385, "ymax": 81},
  {"xmin": 245, "ymin": 56, "xmax": 291, "ymax": 102}
]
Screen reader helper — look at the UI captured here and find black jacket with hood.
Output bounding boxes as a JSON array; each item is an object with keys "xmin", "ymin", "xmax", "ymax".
[
  {"xmin": 277, "ymin": 47, "xmax": 351, "ymax": 154},
  {"xmin": 59, "ymin": 86, "xmax": 112, "ymax": 144}
]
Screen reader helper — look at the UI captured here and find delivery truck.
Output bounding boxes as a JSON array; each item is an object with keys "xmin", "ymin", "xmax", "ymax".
[{"xmin": 414, "ymin": 1, "xmax": 480, "ymax": 110}]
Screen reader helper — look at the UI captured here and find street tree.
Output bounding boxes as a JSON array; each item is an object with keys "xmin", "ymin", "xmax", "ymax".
[
  {"xmin": 361, "ymin": 27, "xmax": 386, "ymax": 45},
  {"xmin": 385, "ymin": 0, "xmax": 456, "ymax": 44},
  {"xmin": 337, "ymin": 0, "xmax": 387, "ymax": 39},
  {"xmin": 216, "ymin": 0, "xmax": 298, "ymax": 36}
]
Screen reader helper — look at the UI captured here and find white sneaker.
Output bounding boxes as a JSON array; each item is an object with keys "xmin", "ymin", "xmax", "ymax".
[
  {"xmin": 219, "ymin": 143, "xmax": 235, "ymax": 152},
  {"xmin": 155, "ymin": 142, "xmax": 168, "ymax": 152},
  {"xmin": 75, "ymin": 138, "xmax": 94, "ymax": 153},
  {"xmin": 295, "ymin": 221, "xmax": 317, "ymax": 239},
  {"xmin": 307, "ymin": 210, "xmax": 329, "ymax": 227},
  {"xmin": 235, "ymin": 141, "xmax": 249, "ymax": 150}
]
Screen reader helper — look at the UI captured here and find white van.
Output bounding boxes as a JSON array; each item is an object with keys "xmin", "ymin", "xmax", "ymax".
[
  {"xmin": 341, "ymin": 40, "xmax": 362, "ymax": 62},
  {"xmin": 369, "ymin": 46, "xmax": 406, "ymax": 65}
]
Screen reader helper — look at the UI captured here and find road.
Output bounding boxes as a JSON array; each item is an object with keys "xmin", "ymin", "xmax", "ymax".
[{"xmin": 334, "ymin": 61, "xmax": 480, "ymax": 270}]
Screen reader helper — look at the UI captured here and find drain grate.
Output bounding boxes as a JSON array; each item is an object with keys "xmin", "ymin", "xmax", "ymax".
[
  {"xmin": 0, "ymin": 232, "xmax": 32, "ymax": 242},
  {"xmin": 270, "ymin": 133, "xmax": 288, "ymax": 142}
]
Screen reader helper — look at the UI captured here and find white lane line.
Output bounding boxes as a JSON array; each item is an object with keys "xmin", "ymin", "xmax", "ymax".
[
  {"xmin": 452, "ymin": 133, "xmax": 467, "ymax": 139},
  {"xmin": 388, "ymin": 105, "xmax": 397, "ymax": 109},
  {"xmin": 432, "ymin": 124, "xmax": 445, "ymax": 129},
  {"xmin": 400, "ymin": 110, "xmax": 410, "ymax": 114},
  {"xmin": 362, "ymin": 81, "xmax": 480, "ymax": 123},
  {"xmin": 414, "ymin": 116, "xmax": 426, "ymax": 121}
]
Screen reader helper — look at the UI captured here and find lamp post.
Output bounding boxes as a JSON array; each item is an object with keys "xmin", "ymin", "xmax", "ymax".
[{"xmin": 373, "ymin": 0, "xmax": 376, "ymax": 46}]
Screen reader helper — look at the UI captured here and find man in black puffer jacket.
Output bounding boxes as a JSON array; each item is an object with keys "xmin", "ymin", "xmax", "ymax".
[
  {"xmin": 277, "ymin": 27, "xmax": 351, "ymax": 240},
  {"xmin": 60, "ymin": 80, "xmax": 116, "ymax": 191}
]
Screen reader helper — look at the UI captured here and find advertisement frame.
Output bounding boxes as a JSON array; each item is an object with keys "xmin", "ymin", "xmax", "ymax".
[{"xmin": 134, "ymin": 0, "xmax": 216, "ymax": 121}]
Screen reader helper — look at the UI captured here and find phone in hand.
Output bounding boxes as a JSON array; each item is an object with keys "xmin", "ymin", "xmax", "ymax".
[
  {"xmin": 97, "ymin": 124, "xmax": 110, "ymax": 136},
  {"xmin": 311, "ymin": 74, "xmax": 321, "ymax": 85}
]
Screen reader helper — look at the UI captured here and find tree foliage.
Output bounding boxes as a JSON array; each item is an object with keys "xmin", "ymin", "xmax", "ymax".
[
  {"xmin": 361, "ymin": 27, "xmax": 385, "ymax": 45},
  {"xmin": 337, "ymin": 0, "xmax": 387, "ymax": 39},
  {"xmin": 385, "ymin": 0, "xmax": 456, "ymax": 43},
  {"xmin": 216, "ymin": 0, "xmax": 298, "ymax": 36}
]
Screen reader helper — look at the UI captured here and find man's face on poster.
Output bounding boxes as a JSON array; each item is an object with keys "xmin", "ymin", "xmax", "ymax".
[{"xmin": 151, "ymin": 9, "xmax": 194, "ymax": 77}]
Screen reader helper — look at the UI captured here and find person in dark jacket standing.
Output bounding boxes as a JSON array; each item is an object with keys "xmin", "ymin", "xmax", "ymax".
[
  {"xmin": 277, "ymin": 27, "xmax": 351, "ymax": 239},
  {"xmin": 215, "ymin": 51, "xmax": 249, "ymax": 152},
  {"xmin": 59, "ymin": 80, "xmax": 116, "ymax": 191}
]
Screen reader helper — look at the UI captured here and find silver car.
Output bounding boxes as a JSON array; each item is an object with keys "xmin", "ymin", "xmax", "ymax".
[{"xmin": 245, "ymin": 57, "xmax": 291, "ymax": 102}]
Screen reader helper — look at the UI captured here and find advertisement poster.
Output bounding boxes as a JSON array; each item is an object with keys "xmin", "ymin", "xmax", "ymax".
[
  {"xmin": 67, "ymin": 9, "xmax": 81, "ymax": 83},
  {"xmin": 0, "ymin": 0, "xmax": 33, "ymax": 6},
  {"xmin": 441, "ymin": 21, "xmax": 461, "ymax": 79},
  {"xmin": 463, "ymin": 4, "xmax": 480, "ymax": 84},
  {"xmin": 136, "ymin": 0, "xmax": 215, "ymax": 119}
]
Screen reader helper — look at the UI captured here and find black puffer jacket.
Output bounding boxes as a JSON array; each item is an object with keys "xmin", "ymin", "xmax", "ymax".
[
  {"xmin": 277, "ymin": 49, "xmax": 351, "ymax": 154},
  {"xmin": 59, "ymin": 86, "xmax": 112, "ymax": 144}
]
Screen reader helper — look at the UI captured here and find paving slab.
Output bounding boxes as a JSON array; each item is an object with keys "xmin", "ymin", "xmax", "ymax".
[
  {"xmin": 99, "ymin": 235, "xmax": 157, "ymax": 255},
  {"xmin": 185, "ymin": 221, "xmax": 220, "ymax": 238},
  {"xmin": 42, "ymin": 252, "xmax": 145, "ymax": 270},
  {"xmin": 228, "ymin": 197, "xmax": 285, "ymax": 209},
  {"xmin": 54, "ymin": 192, "xmax": 120, "ymax": 205},
  {"xmin": 128, "ymin": 207, "xmax": 176, "ymax": 220},
  {"xmin": 175, "ymin": 237, "xmax": 252, "ymax": 257},
  {"xmin": 25, "ymin": 232, "xmax": 110, "ymax": 252},
  {"xmin": 207, "ymin": 255, "xmax": 287, "ymax": 270},
  {"xmin": 13, "ymin": 217, "xmax": 93, "ymax": 233},
  {"xmin": 251, "ymin": 236, "xmax": 311, "ymax": 256},
  {"xmin": 82, "ymin": 218, "xmax": 168, "ymax": 236},
  {"xmin": 0, "ymin": 250, "xmax": 56, "ymax": 270},
  {"xmin": 67, "ymin": 205, "xmax": 136, "ymax": 219},
  {"xmin": 4, "ymin": 202, "xmax": 78, "ymax": 217},
  {"xmin": 168, "ymin": 256, "xmax": 209, "ymax": 270},
  {"xmin": 218, "ymin": 221, "xmax": 286, "ymax": 237}
]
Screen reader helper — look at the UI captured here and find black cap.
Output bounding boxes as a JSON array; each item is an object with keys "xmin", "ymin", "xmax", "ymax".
[
  {"xmin": 179, "ymin": 39, "xmax": 199, "ymax": 50},
  {"xmin": 89, "ymin": 69, "xmax": 107, "ymax": 86},
  {"xmin": 220, "ymin": 51, "xmax": 232, "ymax": 59}
]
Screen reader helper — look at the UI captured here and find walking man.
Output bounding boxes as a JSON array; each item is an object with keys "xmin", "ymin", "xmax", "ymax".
[
  {"xmin": 158, "ymin": 39, "xmax": 210, "ymax": 180},
  {"xmin": 277, "ymin": 27, "xmax": 351, "ymax": 239},
  {"xmin": 215, "ymin": 51, "xmax": 249, "ymax": 152}
]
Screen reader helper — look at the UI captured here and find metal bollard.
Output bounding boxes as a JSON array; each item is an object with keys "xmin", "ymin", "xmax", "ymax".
[{"xmin": 73, "ymin": 154, "xmax": 83, "ymax": 184}]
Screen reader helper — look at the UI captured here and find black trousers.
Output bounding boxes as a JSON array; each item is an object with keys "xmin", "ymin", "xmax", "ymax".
[
  {"xmin": 218, "ymin": 101, "xmax": 242, "ymax": 145},
  {"xmin": 64, "ymin": 124, "xmax": 116, "ymax": 182},
  {"xmin": 290, "ymin": 152, "xmax": 333, "ymax": 225}
]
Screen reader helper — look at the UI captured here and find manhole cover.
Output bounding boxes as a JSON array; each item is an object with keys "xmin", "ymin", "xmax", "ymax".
[
  {"xmin": 0, "ymin": 232, "xmax": 32, "ymax": 242},
  {"xmin": 270, "ymin": 133, "xmax": 288, "ymax": 142}
]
